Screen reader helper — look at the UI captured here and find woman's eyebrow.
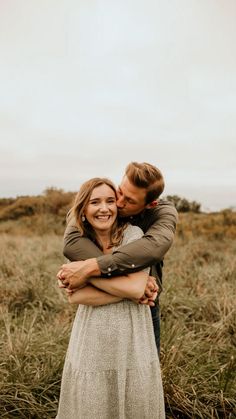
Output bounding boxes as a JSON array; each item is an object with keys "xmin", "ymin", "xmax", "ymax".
[
  {"xmin": 89, "ymin": 196, "xmax": 115, "ymax": 202},
  {"xmin": 89, "ymin": 198, "xmax": 100, "ymax": 202}
]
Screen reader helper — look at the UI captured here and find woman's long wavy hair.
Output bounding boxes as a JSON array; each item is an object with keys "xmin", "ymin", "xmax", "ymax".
[{"xmin": 69, "ymin": 178, "xmax": 128, "ymax": 250}]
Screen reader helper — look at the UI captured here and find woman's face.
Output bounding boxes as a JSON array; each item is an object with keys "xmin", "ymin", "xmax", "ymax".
[{"xmin": 84, "ymin": 184, "xmax": 117, "ymax": 233}]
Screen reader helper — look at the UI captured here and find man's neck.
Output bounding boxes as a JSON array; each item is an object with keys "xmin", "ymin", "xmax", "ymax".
[{"xmin": 124, "ymin": 209, "xmax": 146, "ymax": 221}]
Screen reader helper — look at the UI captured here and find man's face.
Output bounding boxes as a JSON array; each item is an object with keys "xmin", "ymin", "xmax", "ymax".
[{"xmin": 116, "ymin": 175, "xmax": 149, "ymax": 217}]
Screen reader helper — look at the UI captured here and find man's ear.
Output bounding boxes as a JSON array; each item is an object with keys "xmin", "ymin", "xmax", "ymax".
[{"xmin": 145, "ymin": 200, "xmax": 158, "ymax": 209}]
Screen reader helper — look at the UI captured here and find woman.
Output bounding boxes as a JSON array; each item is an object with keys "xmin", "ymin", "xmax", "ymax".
[{"xmin": 56, "ymin": 178, "xmax": 165, "ymax": 419}]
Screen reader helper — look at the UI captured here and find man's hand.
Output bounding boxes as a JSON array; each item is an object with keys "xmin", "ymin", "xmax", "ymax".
[
  {"xmin": 139, "ymin": 275, "xmax": 159, "ymax": 306},
  {"xmin": 57, "ymin": 258, "xmax": 100, "ymax": 290},
  {"xmin": 57, "ymin": 279, "xmax": 77, "ymax": 295}
]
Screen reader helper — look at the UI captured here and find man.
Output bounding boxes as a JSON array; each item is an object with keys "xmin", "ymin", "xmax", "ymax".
[{"xmin": 58, "ymin": 162, "xmax": 178, "ymax": 352}]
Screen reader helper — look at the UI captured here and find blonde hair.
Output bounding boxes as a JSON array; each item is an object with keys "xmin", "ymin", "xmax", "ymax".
[
  {"xmin": 125, "ymin": 162, "xmax": 165, "ymax": 203},
  {"xmin": 69, "ymin": 178, "xmax": 127, "ymax": 249}
]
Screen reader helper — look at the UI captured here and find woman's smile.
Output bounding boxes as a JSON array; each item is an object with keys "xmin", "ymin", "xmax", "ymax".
[{"xmin": 84, "ymin": 184, "xmax": 117, "ymax": 232}]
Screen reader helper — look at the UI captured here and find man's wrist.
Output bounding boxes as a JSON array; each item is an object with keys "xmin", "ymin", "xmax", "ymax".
[{"xmin": 84, "ymin": 258, "xmax": 101, "ymax": 278}]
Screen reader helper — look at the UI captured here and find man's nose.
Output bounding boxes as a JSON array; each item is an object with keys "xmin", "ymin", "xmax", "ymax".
[{"xmin": 117, "ymin": 196, "xmax": 125, "ymax": 208}]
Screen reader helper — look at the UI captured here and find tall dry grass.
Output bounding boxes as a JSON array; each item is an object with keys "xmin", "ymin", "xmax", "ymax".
[
  {"xmin": 0, "ymin": 235, "xmax": 74, "ymax": 418},
  {"xmin": 161, "ymin": 235, "xmax": 236, "ymax": 418},
  {"xmin": 0, "ymin": 213, "xmax": 236, "ymax": 418}
]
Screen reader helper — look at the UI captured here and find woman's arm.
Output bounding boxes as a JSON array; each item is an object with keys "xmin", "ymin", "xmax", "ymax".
[
  {"xmin": 61, "ymin": 224, "xmax": 148, "ymax": 303},
  {"xmin": 67, "ymin": 285, "xmax": 123, "ymax": 306},
  {"xmin": 89, "ymin": 270, "xmax": 148, "ymax": 300},
  {"xmin": 66, "ymin": 269, "xmax": 148, "ymax": 305}
]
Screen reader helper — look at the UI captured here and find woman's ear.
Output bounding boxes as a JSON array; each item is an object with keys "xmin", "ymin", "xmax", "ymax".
[{"xmin": 145, "ymin": 200, "xmax": 158, "ymax": 209}]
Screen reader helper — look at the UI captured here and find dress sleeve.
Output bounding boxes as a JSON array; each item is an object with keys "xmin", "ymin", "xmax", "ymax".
[{"xmin": 120, "ymin": 224, "xmax": 144, "ymax": 246}]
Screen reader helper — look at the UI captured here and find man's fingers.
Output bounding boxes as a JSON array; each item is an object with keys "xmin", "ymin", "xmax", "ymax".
[
  {"xmin": 57, "ymin": 269, "xmax": 63, "ymax": 280},
  {"xmin": 58, "ymin": 279, "xmax": 64, "ymax": 288},
  {"xmin": 57, "ymin": 279, "xmax": 67, "ymax": 288},
  {"xmin": 57, "ymin": 268, "xmax": 66, "ymax": 280},
  {"xmin": 56, "ymin": 261, "xmax": 89, "ymax": 290},
  {"xmin": 57, "ymin": 268, "xmax": 70, "ymax": 286}
]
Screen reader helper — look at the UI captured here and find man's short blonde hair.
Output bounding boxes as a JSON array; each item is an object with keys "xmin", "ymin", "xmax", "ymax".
[{"xmin": 125, "ymin": 162, "xmax": 165, "ymax": 204}]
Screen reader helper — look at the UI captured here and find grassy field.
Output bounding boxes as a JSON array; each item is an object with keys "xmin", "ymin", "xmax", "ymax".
[{"xmin": 0, "ymin": 212, "xmax": 236, "ymax": 418}]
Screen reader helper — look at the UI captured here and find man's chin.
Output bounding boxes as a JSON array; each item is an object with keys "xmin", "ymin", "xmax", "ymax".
[{"xmin": 118, "ymin": 210, "xmax": 130, "ymax": 218}]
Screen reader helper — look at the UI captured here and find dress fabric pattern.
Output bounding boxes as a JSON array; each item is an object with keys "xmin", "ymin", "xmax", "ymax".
[{"xmin": 56, "ymin": 225, "xmax": 165, "ymax": 419}]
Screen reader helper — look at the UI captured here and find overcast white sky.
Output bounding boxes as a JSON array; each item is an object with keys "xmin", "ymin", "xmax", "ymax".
[{"xmin": 0, "ymin": 0, "xmax": 236, "ymax": 211}]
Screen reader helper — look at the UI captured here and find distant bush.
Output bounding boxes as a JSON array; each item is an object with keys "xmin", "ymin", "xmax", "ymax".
[
  {"xmin": 0, "ymin": 197, "xmax": 15, "ymax": 208},
  {"xmin": 166, "ymin": 195, "xmax": 201, "ymax": 213},
  {"xmin": 42, "ymin": 187, "xmax": 75, "ymax": 216},
  {"xmin": 0, "ymin": 188, "xmax": 75, "ymax": 222},
  {"xmin": 0, "ymin": 191, "xmax": 202, "ymax": 222},
  {"xmin": 220, "ymin": 208, "xmax": 236, "ymax": 226},
  {"xmin": 177, "ymin": 211, "xmax": 236, "ymax": 240},
  {"xmin": 0, "ymin": 196, "xmax": 46, "ymax": 220}
]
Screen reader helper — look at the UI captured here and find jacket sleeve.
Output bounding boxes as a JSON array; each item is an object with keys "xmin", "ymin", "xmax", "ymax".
[
  {"xmin": 96, "ymin": 201, "xmax": 178, "ymax": 276},
  {"xmin": 63, "ymin": 200, "xmax": 178, "ymax": 275},
  {"xmin": 63, "ymin": 222, "xmax": 103, "ymax": 261}
]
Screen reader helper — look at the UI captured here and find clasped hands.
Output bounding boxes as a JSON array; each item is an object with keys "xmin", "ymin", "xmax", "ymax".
[
  {"xmin": 138, "ymin": 276, "xmax": 159, "ymax": 307},
  {"xmin": 57, "ymin": 260, "xmax": 159, "ymax": 306}
]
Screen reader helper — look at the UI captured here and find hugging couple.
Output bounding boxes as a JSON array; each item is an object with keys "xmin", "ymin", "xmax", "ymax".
[{"xmin": 56, "ymin": 161, "xmax": 178, "ymax": 419}]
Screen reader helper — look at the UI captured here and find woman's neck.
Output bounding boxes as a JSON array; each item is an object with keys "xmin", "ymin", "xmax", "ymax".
[{"xmin": 95, "ymin": 230, "xmax": 112, "ymax": 253}]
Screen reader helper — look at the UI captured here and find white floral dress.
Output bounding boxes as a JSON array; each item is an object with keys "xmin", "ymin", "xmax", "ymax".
[{"xmin": 56, "ymin": 224, "xmax": 165, "ymax": 419}]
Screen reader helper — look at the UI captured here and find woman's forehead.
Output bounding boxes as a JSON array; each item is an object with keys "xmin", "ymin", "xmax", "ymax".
[{"xmin": 90, "ymin": 184, "xmax": 116, "ymax": 199}]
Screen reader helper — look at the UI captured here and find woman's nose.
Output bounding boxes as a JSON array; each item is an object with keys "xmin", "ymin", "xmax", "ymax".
[{"xmin": 100, "ymin": 202, "xmax": 109, "ymax": 211}]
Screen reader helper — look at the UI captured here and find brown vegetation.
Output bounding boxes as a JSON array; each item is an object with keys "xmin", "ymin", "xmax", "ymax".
[
  {"xmin": 0, "ymin": 188, "xmax": 75, "ymax": 222},
  {"xmin": 0, "ymin": 189, "xmax": 235, "ymax": 239},
  {"xmin": 0, "ymin": 191, "xmax": 235, "ymax": 418}
]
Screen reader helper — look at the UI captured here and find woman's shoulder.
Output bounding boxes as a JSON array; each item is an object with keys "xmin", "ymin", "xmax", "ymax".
[{"xmin": 122, "ymin": 223, "xmax": 144, "ymax": 245}]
